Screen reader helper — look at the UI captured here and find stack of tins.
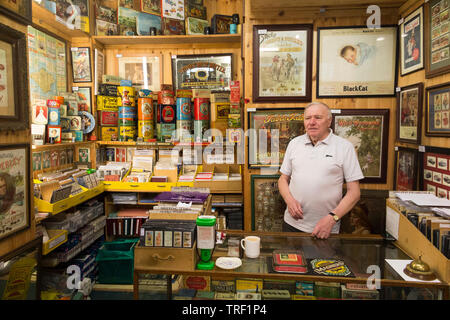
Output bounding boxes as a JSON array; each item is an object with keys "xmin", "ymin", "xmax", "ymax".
[
  {"xmin": 193, "ymin": 97, "xmax": 210, "ymax": 143},
  {"xmin": 176, "ymin": 90, "xmax": 193, "ymax": 142},
  {"xmin": 118, "ymin": 86, "xmax": 136, "ymax": 141},
  {"xmin": 157, "ymin": 90, "xmax": 176, "ymax": 142},
  {"xmin": 137, "ymin": 89, "xmax": 154, "ymax": 142}
]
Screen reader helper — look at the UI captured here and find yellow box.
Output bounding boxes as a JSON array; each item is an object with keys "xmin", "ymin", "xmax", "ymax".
[
  {"xmin": 101, "ymin": 126, "xmax": 119, "ymax": 141},
  {"xmin": 42, "ymin": 229, "xmax": 68, "ymax": 255},
  {"xmin": 97, "ymin": 96, "xmax": 119, "ymax": 111},
  {"xmin": 236, "ymin": 279, "xmax": 264, "ymax": 293}
]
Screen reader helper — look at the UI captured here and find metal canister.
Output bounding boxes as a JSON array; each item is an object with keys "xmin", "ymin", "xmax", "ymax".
[
  {"xmin": 138, "ymin": 120, "xmax": 154, "ymax": 141},
  {"xmin": 118, "ymin": 86, "xmax": 135, "ymax": 107},
  {"xmin": 138, "ymin": 97, "xmax": 154, "ymax": 121},
  {"xmin": 159, "ymin": 104, "xmax": 176, "ymax": 124},
  {"xmin": 118, "ymin": 125, "xmax": 136, "ymax": 141},
  {"xmin": 118, "ymin": 106, "xmax": 136, "ymax": 126},
  {"xmin": 193, "ymin": 97, "xmax": 210, "ymax": 142},
  {"xmin": 176, "ymin": 97, "xmax": 192, "ymax": 120}
]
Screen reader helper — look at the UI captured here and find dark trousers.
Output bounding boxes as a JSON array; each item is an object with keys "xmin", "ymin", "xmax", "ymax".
[{"xmin": 282, "ymin": 221, "xmax": 305, "ymax": 233}]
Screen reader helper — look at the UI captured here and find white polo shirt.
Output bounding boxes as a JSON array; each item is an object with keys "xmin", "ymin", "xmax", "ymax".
[{"xmin": 279, "ymin": 130, "xmax": 364, "ymax": 233}]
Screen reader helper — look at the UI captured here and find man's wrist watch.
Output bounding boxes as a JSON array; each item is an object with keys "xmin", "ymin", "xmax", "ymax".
[{"xmin": 329, "ymin": 212, "xmax": 340, "ymax": 222}]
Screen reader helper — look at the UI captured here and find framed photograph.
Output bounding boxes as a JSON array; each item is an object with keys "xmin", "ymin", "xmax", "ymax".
[
  {"xmin": 425, "ymin": 81, "xmax": 450, "ymax": 136},
  {"xmin": 250, "ymin": 174, "xmax": 286, "ymax": 232},
  {"xmin": 118, "ymin": 55, "xmax": 161, "ymax": 92},
  {"xmin": 74, "ymin": 86, "xmax": 92, "ymax": 113},
  {"xmin": 400, "ymin": 6, "xmax": 424, "ymax": 76},
  {"xmin": 71, "ymin": 47, "xmax": 92, "ymax": 83},
  {"xmin": 172, "ymin": 54, "xmax": 232, "ymax": 91},
  {"xmin": 394, "ymin": 147, "xmax": 419, "ymax": 191},
  {"xmin": 0, "ymin": 23, "xmax": 29, "ymax": 131},
  {"xmin": 425, "ymin": 0, "xmax": 450, "ymax": 78},
  {"xmin": 248, "ymin": 108, "xmax": 305, "ymax": 168},
  {"xmin": 94, "ymin": 48, "xmax": 104, "ymax": 95},
  {"xmin": 331, "ymin": 109, "xmax": 390, "ymax": 184},
  {"xmin": 0, "ymin": 0, "xmax": 32, "ymax": 25},
  {"xmin": 0, "ymin": 144, "xmax": 31, "ymax": 241},
  {"xmin": 317, "ymin": 26, "xmax": 398, "ymax": 98},
  {"xmin": 396, "ymin": 82, "xmax": 423, "ymax": 144},
  {"xmin": 423, "ymin": 147, "xmax": 450, "ymax": 198},
  {"xmin": 252, "ymin": 24, "xmax": 313, "ymax": 103}
]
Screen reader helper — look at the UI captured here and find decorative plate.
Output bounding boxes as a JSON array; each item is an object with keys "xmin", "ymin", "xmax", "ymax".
[
  {"xmin": 215, "ymin": 257, "xmax": 242, "ymax": 270},
  {"xmin": 79, "ymin": 111, "xmax": 95, "ymax": 134}
]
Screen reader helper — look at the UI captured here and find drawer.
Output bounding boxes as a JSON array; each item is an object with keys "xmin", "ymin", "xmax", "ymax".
[{"xmin": 134, "ymin": 243, "xmax": 197, "ymax": 272}]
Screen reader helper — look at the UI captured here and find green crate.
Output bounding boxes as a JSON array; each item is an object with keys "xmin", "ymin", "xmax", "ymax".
[{"xmin": 96, "ymin": 239, "xmax": 139, "ymax": 284}]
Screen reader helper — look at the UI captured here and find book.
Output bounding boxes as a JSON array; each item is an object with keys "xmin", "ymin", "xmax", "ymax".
[{"xmin": 272, "ymin": 250, "xmax": 308, "ymax": 274}]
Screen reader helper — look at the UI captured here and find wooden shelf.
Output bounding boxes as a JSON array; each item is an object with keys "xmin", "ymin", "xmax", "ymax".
[
  {"xmin": 92, "ymin": 34, "xmax": 241, "ymax": 46},
  {"xmin": 32, "ymin": 2, "xmax": 90, "ymax": 40},
  {"xmin": 32, "ymin": 141, "xmax": 95, "ymax": 151}
]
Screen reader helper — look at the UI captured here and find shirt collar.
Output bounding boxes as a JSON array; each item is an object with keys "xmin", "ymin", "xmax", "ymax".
[{"xmin": 304, "ymin": 129, "xmax": 334, "ymax": 145}]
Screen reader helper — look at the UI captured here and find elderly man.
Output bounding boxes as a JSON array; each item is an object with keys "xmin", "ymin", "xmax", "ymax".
[{"xmin": 278, "ymin": 102, "xmax": 364, "ymax": 239}]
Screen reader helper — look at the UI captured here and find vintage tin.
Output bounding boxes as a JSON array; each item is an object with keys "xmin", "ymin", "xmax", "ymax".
[
  {"xmin": 176, "ymin": 89, "xmax": 193, "ymax": 98},
  {"xmin": 99, "ymin": 111, "xmax": 118, "ymax": 126},
  {"xmin": 48, "ymin": 106, "xmax": 61, "ymax": 126},
  {"xmin": 60, "ymin": 118, "xmax": 71, "ymax": 132},
  {"xmin": 118, "ymin": 126, "xmax": 136, "ymax": 141},
  {"xmin": 99, "ymin": 83, "xmax": 119, "ymax": 96},
  {"xmin": 138, "ymin": 97, "xmax": 154, "ymax": 121},
  {"xmin": 118, "ymin": 118, "xmax": 137, "ymax": 126},
  {"xmin": 228, "ymin": 113, "xmax": 241, "ymax": 128},
  {"xmin": 118, "ymin": 86, "xmax": 135, "ymax": 106},
  {"xmin": 73, "ymin": 130, "xmax": 83, "ymax": 142},
  {"xmin": 176, "ymin": 97, "xmax": 192, "ymax": 120},
  {"xmin": 68, "ymin": 116, "xmax": 82, "ymax": 131},
  {"xmin": 158, "ymin": 90, "xmax": 175, "ymax": 105},
  {"xmin": 159, "ymin": 104, "xmax": 176, "ymax": 123},
  {"xmin": 193, "ymin": 120, "xmax": 209, "ymax": 142},
  {"xmin": 118, "ymin": 106, "xmax": 137, "ymax": 119},
  {"xmin": 162, "ymin": 17, "xmax": 185, "ymax": 35},
  {"xmin": 59, "ymin": 104, "xmax": 68, "ymax": 117},
  {"xmin": 138, "ymin": 120, "xmax": 154, "ymax": 141},
  {"xmin": 101, "ymin": 126, "xmax": 119, "ymax": 141},
  {"xmin": 97, "ymin": 96, "xmax": 119, "ymax": 111},
  {"xmin": 54, "ymin": 96, "xmax": 64, "ymax": 105},
  {"xmin": 176, "ymin": 120, "xmax": 192, "ymax": 141},
  {"xmin": 193, "ymin": 98, "xmax": 210, "ymax": 120},
  {"xmin": 158, "ymin": 123, "xmax": 176, "ymax": 142}
]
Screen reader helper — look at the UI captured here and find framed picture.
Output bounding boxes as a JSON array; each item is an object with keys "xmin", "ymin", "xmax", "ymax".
[
  {"xmin": 248, "ymin": 108, "xmax": 305, "ymax": 168},
  {"xmin": 0, "ymin": 144, "xmax": 30, "ymax": 241},
  {"xmin": 252, "ymin": 24, "xmax": 313, "ymax": 103},
  {"xmin": 394, "ymin": 147, "xmax": 419, "ymax": 191},
  {"xmin": 0, "ymin": 0, "xmax": 32, "ymax": 25},
  {"xmin": 425, "ymin": 81, "xmax": 450, "ymax": 136},
  {"xmin": 74, "ymin": 86, "xmax": 92, "ymax": 113},
  {"xmin": 71, "ymin": 47, "xmax": 92, "ymax": 83},
  {"xmin": 0, "ymin": 23, "xmax": 29, "ymax": 131},
  {"xmin": 47, "ymin": 125, "xmax": 61, "ymax": 144},
  {"xmin": 331, "ymin": 109, "xmax": 390, "ymax": 184},
  {"xmin": 423, "ymin": 147, "xmax": 450, "ymax": 198},
  {"xmin": 94, "ymin": 48, "xmax": 104, "ymax": 95},
  {"xmin": 317, "ymin": 26, "xmax": 398, "ymax": 98},
  {"xmin": 425, "ymin": 0, "xmax": 450, "ymax": 78},
  {"xmin": 400, "ymin": 6, "xmax": 424, "ymax": 76},
  {"xmin": 250, "ymin": 174, "xmax": 286, "ymax": 232},
  {"xmin": 118, "ymin": 55, "xmax": 161, "ymax": 92},
  {"xmin": 172, "ymin": 54, "xmax": 232, "ymax": 91},
  {"xmin": 396, "ymin": 82, "xmax": 424, "ymax": 144},
  {"xmin": 141, "ymin": 0, "xmax": 161, "ymax": 16}
]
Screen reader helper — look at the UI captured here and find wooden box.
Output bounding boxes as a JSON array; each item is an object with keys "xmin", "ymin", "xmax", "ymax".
[{"xmin": 134, "ymin": 242, "xmax": 197, "ymax": 272}]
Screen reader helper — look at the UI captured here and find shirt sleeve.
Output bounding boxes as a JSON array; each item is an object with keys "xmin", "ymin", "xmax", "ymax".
[
  {"xmin": 279, "ymin": 140, "xmax": 293, "ymax": 176},
  {"xmin": 342, "ymin": 142, "xmax": 364, "ymax": 182}
]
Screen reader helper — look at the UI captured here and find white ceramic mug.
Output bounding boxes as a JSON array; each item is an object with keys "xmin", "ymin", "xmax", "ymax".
[{"xmin": 240, "ymin": 236, "xmax": 260, "ymax": 258}]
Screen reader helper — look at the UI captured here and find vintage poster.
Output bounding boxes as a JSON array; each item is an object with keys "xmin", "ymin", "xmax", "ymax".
[
  {"xmin": 428, "ymin": 0, "xmax": 450, "ymax": 75},
  {"xmin": 0, "ymin": 145, "xmax": 29, "ymax": 240},
  {"xmin": 395, "ymin": 148, "xmax": 418, "ymax": 191},
  {"xmin": 141, "ymin": 0, "xmax": 161, "ymax": 16},
  {"xmin": 398, "ymin": 84, "xmax": 422, "ymax": 143},
  {"xmin": 254, "ymin": 25, "xmax": 312, "ymax": 102},
  {"xmin": 172, "ymin": 54, "xmax": 232, "ymax": 91},
  {"xmin": 248, "ymin": 109, "xmax": 305, "ymax": 168},
  {"xmin": 332, "ymin": 110, "xmax": 389, "ymax": 183},
  {"xmin": 317, "ymin": 26, "xmax": 397, "ymax": 97},
  {"xmin": 0, "ymin": 42, "xmax": 13, "ymax": 115},
  {"xmin": 162, "ymin": 0, "xmax": 184, "ymax": 20},
  {"xmin": 426, "ymin": 83, "xmax": 450, "ymax": 136},
  {"xmin": 251, "ymin": 175, "xmax": 286, "ymax": 232},
  {"xmin": 71, "ymin": 47, "xmax": 91, "ymax": 83},
  {"xmin": 401, "ymin": 6, "xmax": 424, "ymax": 75}
]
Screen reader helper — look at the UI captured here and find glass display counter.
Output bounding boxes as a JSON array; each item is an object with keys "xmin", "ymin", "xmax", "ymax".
[{"xmin": 133, "ymin": 232, "xmax": 449, "ymax": 300}]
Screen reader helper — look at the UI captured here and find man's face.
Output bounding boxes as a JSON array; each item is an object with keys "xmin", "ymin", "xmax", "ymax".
[{"xmin": 304, "ymin": 104, "xmax": 332, "ymax": 142}]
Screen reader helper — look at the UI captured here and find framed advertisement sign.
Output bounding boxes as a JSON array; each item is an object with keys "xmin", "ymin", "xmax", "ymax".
[
  {"xmin": 400, "ymin": 6, "xmax": 424, "ymax": 76},
  {"xmin": 0, "ymin": 144, "xmax": 30, "ymax": 241},
  {"xmin": 250, "ymin": 175, "xmax": 286, "ymax": 232},
  {"xmin": 394, "ymin": 147, "xmax": 419, "ymax": 191},
  {"xmin": 71, "ymin": 47, "xmax": 92, "ymax": 83},
  {"xmin": 248, "ymin": 108, "xmax": 305, "ymax": 168},
  {"xmin": 118, "ymin": 55, "xmax": 161, "ymax": 92},
  {"xmin": 396, "ymin": 82, "xmax": 423, "ymax": 144},
  {"xmin": 425, "ymin": 0, "xmax": 450, "ymax": 78},
  {"xmin": 172, "ymin": 54, "xmax": 232, "ymax": 91},
  {"xmin": 0, "ymin": 23, "xmax": 29, "ymax": 131},
  {"xmin": 331, "ymin": 109, "xmax": 390, "ymax": 184},
  {"xmin": 317, "ymin": 26, "xmax": 398, "ymax": 98},
  {"xmin": 425, "ymin": 81, "xmax": 450, "ymax": 136},
  {"xmin": 423, "ymin": 147, "xmax": 450, "ymax": 199},
  {"xmin": 252, "ymin": 24, "xmax": 313, "ymax": 103}
]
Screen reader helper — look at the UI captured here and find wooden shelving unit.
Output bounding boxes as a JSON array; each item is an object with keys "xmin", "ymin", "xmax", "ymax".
[{"xmin": 92, "ymin": 34, "xmax": 241, "ymax": 46}]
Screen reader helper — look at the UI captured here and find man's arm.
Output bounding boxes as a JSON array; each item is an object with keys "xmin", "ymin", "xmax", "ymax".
[
  {"xmin": 311, "ymin": 180, "xmax": 361, "ymax": 239},
  {"xmin": 278, "ymin": 174, "xmax": 303, "ymax": 219}
]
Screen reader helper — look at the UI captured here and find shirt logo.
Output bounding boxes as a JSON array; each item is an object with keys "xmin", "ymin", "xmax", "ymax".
[{"xmin": 325, "ymin": 154, "xmax": 333, "ymax": 157}]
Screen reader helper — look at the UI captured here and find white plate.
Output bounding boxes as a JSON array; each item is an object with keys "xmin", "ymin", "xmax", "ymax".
[{"xmin": 215, "ymin": 257, "xmax": 242, "ymax": 270}]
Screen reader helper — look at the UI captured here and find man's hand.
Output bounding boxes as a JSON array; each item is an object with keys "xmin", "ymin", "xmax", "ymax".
[
  {"xmin": 287, "ymin": 198, "xmax": 303, "ymax": 220},
  {"xmin": 311, "ymin": 215, "xmax": 335, "ymax": 239}
]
